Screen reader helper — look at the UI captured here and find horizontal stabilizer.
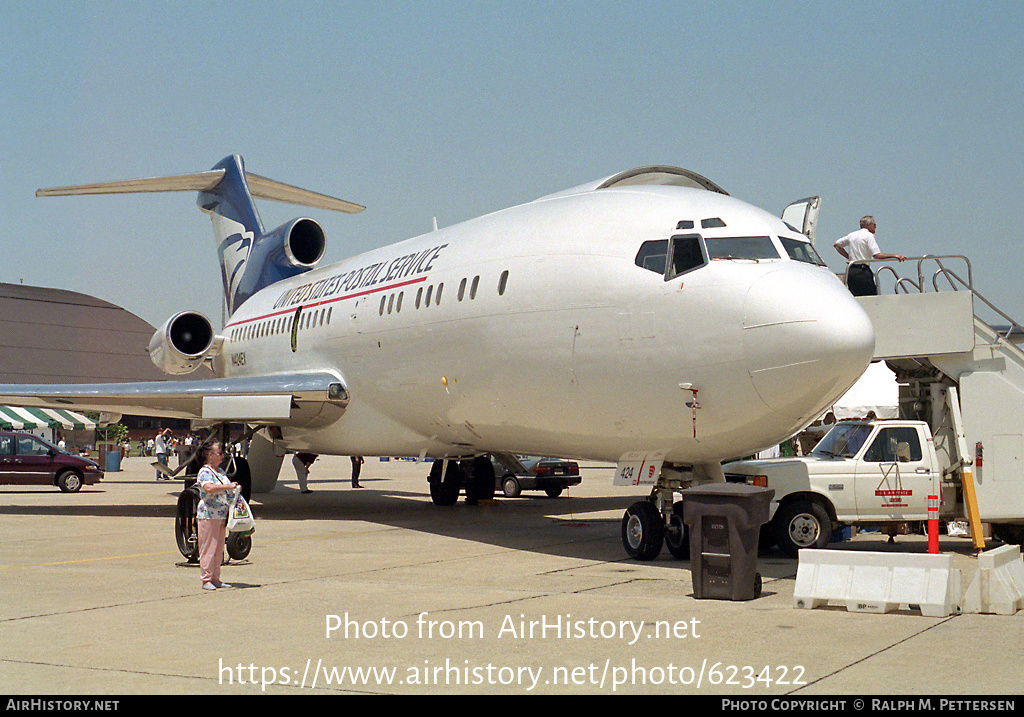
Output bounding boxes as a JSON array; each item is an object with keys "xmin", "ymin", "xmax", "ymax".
[
  {"xmin": 37, "ymin": 168, "xmax": 364, "ymax": 214},
  {"xmin": 36, "ymin": 171, "xmax": 226, "ymax": 197},
  {"xmin": 246, "ymin": 173, "xmax": 364, "ymax": 213}
]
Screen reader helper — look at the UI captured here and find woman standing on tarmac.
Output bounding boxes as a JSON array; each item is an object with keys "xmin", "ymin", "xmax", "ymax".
[{"xmin": 195, "ymin": 442, "xmax": 239, "ymax": 591}]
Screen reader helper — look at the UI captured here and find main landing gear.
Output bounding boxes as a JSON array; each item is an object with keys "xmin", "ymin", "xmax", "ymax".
[{"xmin": 428, "ymin": 457, "xmax": 496, "ymax": 506}]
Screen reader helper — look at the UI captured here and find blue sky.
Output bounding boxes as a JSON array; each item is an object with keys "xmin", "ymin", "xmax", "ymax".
[{"xmin": 2, "ymin": 1, "xmax": 1022, "ymax": 328}]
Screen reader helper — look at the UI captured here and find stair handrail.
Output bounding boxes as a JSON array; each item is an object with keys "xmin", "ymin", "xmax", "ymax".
[{"xmin": 849, "ymin": 255, "xmax": 1024, "ymax": 341}]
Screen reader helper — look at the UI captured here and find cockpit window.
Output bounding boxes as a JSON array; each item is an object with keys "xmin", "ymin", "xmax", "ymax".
[
  {"xmin": 704, "ymin": 236, "xmax": 779, "ymax": 261},
  {"xmin": 667, "ymin": 234, "xmax": 707, "ymax": 278},
  {"xmin": 779, "ymin": 236, "xmax": 826, "ymax": 266},
  {"xmin": 637, "ymin": 236, "xmax": 708, "ymax": 277},
  {"xmin": 701, "ymin": 217, "xmax": 726, "ymax": 229},
  {"xmin": 635, "ymin": 239, "xmax": 668, "ymax": 274}
]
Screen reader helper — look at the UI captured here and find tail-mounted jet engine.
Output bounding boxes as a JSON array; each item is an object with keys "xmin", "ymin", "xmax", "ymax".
[
  {"xmin": 149, "ymin": 311, "xmax": 218, "ymax": 375},
  {"xmin": 228, "ymin": 217, "xmax": 327, "ymax": 312},
  {"xmin": 263, "ymin": 217, "xmax": 326, "ymax": 269}
]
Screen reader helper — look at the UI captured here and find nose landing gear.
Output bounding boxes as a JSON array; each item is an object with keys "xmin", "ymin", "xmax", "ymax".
[{"xmin": 621, "ymin": 477, "xmax": 690, "ymax": 561}]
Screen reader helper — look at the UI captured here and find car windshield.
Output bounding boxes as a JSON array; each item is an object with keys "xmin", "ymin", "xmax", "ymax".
[{"xmin": 812, "ymin": 423, "xmax": 874, "ymax": 458}]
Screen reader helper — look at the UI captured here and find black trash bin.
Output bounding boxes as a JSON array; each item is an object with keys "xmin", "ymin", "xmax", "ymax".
[{"xmin": 682, "ymin": 483, "xmax": 775, "ymax": 601}]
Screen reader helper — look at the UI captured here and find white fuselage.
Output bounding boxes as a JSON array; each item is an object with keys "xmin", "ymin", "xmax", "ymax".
[{"xmin": 214, "ymin": 185, "xmax": 875, "ymax": 464}]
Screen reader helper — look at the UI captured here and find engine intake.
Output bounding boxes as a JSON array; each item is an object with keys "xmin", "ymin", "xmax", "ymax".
[
  {"xmin": 149, "ymin": 311, "xmax": 216, "ymax": 375},
  {"xmin": 282, "ymin": 218, "xmax": 326, "ymax": 267}
]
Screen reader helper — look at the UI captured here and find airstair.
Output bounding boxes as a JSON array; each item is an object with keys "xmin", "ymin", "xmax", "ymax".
[{"xmin": 852, "ymin": 256, "xmax": 1024, "ymax": 546}]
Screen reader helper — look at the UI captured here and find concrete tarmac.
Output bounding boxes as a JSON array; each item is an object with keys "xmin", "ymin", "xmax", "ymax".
[{"xmin": 1, "ymin": 454, "xmax": 1021, "ymax": 696}]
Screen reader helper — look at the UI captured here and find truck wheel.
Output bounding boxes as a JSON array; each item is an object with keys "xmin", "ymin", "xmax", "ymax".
[
  {"xmin": 773, "ymin": 499, "xmax": 832, "ymax": 558},
  {"xmin": 621, "ymin": 500, "xmax": 665, "ymax": 561},
  {"xmin": 992, "ymin": 524, "xmax": 1024, "ymax": 545},
  {"xmin": 758, "ymin": 524, "xmax": 777, "ymax": 554}
]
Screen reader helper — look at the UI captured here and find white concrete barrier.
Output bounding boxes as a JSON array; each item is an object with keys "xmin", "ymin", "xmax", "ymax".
[
  {"xmin": 962, "ymin": 544, "xmax": 1024, "ymax": 615},
  {"xmin": 793, "ymin": 549, "xmax": 961, "ymax": 617}
]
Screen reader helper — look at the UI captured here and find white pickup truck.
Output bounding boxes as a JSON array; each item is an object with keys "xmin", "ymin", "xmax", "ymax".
[{"xmin": 724, "ymin": 418, "xmax": 1023, "ymax": 557}]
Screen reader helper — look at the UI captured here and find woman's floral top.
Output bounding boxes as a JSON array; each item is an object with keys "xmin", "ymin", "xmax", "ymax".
[{"xmin": 196, "ymin": 465, "xmax": 233, "ymax": 520}]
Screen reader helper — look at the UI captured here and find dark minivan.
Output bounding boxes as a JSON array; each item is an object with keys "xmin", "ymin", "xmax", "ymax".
[{"xmin": 0, "ymin": 431, "xmax": 104, "ymax": 492}]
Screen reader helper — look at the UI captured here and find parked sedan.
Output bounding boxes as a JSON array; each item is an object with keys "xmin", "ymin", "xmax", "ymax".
[
  {"xmin": 0, "ymin": 431, "xmax": 103, "ymax": 492},
  {"xmin": 492, "ymin": 455, "xmax": 581, "ymax": 498}
]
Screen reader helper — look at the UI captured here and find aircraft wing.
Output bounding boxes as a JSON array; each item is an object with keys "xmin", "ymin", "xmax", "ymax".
[{"xmin": 0, "ymin": 372, "xmax": 349, "ymax": 423}]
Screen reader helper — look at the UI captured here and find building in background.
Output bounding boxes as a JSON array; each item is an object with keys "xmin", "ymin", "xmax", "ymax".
[{"xmin": 0, "ymin": 282, "xmax": 212, "ymax": 450}]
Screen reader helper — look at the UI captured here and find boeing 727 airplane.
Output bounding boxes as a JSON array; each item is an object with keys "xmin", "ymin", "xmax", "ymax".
[{"xmin": 1, "ymin": 156, "xmax": 874, "ymax": 560}]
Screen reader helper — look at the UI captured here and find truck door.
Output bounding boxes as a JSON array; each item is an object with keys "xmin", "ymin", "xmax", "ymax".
[{"xmin": 854, "ymin": 425, "xmax": 932, "ymax": 521}]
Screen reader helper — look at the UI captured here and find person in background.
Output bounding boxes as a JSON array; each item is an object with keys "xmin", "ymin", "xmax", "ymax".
[
  {"xmin": 291, "ymin": 452, "xmax": 317, "ymax": 494},
  {"xmin": 351, "ymin": 455, "xmax": 364, "ymax": 488},
  {"xmin": 154, "ymin": 428, "xmax": 172, "ymax": 480}
]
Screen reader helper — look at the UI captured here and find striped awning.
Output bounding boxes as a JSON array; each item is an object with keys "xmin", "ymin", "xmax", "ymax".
[{"xmin": 0, "ymin": 405, "xmax": 96, "ymax": 430}]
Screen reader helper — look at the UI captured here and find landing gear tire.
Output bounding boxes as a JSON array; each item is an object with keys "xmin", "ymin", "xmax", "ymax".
[
  {"xmin": 463, "ymin": 456, "xmax": 495, "ymax": 504},
  {"xmin": 175, "ymin": 485, "xmax": 200, "ymax": 563},
  {"xmin": 226, "ymin": 531, "xmax": 252, "ymax": 560},
  {"xmin": 665, "ymin": 501, "xmax": 690, "ymax": 559},
  {"xmin": 226, "ymin": 456, "xmax": 252, "ymax": 503},
  {"xmin": 622, "ymin": 500, "xmax": 665, "ymax": 561},
  {"xmin": 429, "ymin": 460, "xmax": 461, "ymax": 506},
  {"xmin": 773, "ymin": 499, "xmax": 832, "ymax": 559}
]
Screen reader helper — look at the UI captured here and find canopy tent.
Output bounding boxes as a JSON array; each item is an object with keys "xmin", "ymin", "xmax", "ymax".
[
  {"xmin": 831, "ymin": 362, "xmax": 899, "ymax": 420},
  {"xmin": 0, "ymin": 405, "xmax": 96, "ymax": 431}
]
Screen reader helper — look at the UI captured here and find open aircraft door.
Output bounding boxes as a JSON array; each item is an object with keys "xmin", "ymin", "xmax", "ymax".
[{"xmin": 781, "ymin": 196, "xmax": 821, "ymax": 245}]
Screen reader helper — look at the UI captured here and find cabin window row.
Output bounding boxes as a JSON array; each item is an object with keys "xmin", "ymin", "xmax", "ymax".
[
  {"xmin": 229, "ymin": 306, "xmax": 333, "ymax": 342},
  {"xmin": 377, "ymin": 271, "xmax": 510, "ymax": 316}
]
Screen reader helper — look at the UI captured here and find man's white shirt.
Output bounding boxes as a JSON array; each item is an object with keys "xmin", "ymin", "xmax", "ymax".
[{"xmin": 834, "ymin": 228, "xmax": 881, "ymax": 263}]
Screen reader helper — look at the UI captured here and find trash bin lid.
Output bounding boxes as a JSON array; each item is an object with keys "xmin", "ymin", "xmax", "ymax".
[{"xmin": 682, "ymin": 482, "xmax": 775, "ymax": 526}]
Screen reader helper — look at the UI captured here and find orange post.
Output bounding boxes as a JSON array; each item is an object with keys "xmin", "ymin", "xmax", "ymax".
[{"xmin": 928, "ymin": 494, "xmax": 940, "ymax": 554}]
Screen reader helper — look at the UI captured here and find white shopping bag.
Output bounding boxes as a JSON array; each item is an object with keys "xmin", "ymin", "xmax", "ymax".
[{"xmin": 227, "ymin": 488, "xmax": 256, "ymax": 535}]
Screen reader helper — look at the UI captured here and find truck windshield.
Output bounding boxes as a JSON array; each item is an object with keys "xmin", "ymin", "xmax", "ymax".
[{"xmin": 812, "ymin": 423, "xmax": 873, "ymax": 458}]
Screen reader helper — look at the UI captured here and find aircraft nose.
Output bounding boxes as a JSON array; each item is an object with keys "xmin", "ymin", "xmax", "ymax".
[{"xmin": 742, "ymin": 265, "xmax": 875, "ymax": 421}]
